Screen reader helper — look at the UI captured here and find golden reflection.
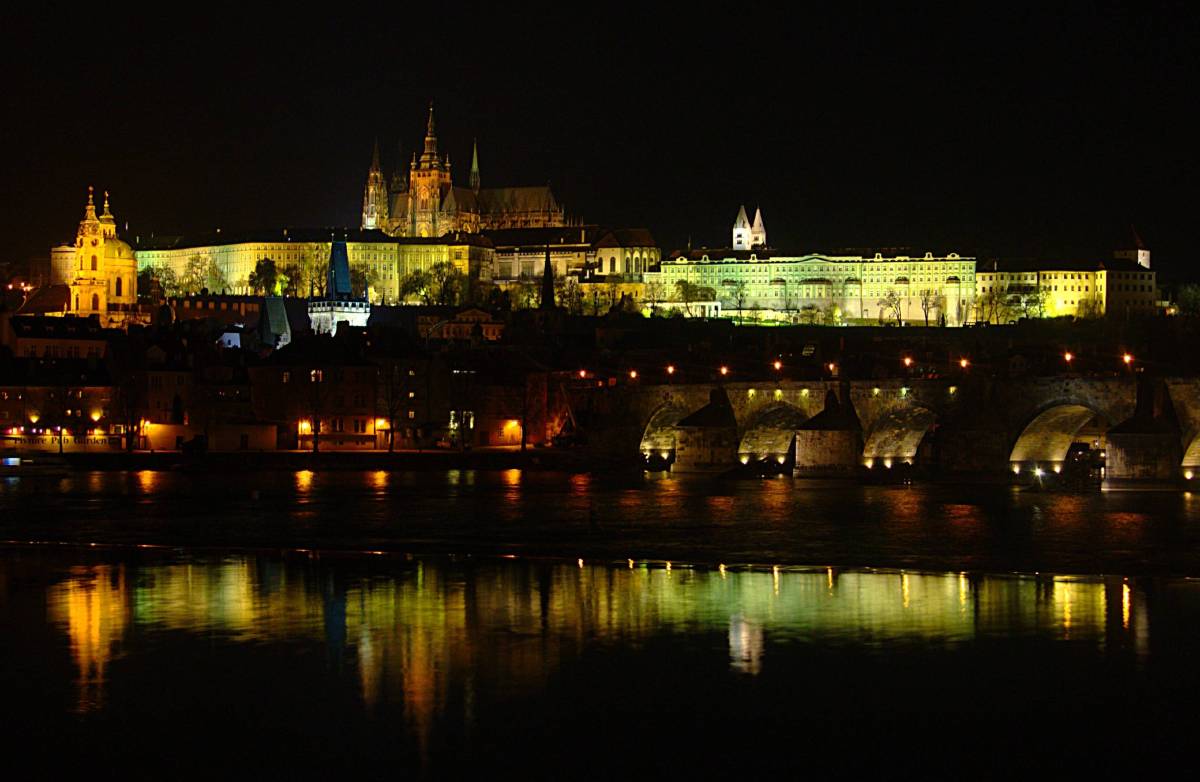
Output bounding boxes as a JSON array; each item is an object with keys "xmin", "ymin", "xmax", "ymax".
[
  {"xmin": 370, "ymin": 470, "xmax": 388, "ymax": 490},
  {"xmin": 135, "ymin": 470, "xmax": 159, "ymax": 493},
  {"xmin": 1122, "ymin": 581, "xmax": 1131, "ymax": 629},
  {"xmin": 295, "ymin": 470, "xmax": 314, "ymax": 492},
  {"xmin": 43, "ymin": 556, "xmax": 1121, "ymax": 734},
  {"xmin": 48, "ymin": 565, "xmax": 129, "ymax": 713},
  {"xmin": 501, "ymin": 468, "xmax": 521, "ymax": 487}
]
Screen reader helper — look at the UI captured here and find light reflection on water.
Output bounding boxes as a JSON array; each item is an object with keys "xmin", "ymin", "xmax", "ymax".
[{"xmin": 38, "ymin": 553, "xmax": 1143, "ymax": 717}]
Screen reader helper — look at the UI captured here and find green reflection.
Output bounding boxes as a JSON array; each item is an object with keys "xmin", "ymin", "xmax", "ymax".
[{"xmin": 44, "ymin": 557, "xmax": 1126, "ymax": 720}]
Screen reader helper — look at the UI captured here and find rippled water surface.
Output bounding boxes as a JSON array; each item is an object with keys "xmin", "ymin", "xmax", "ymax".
[
  {"xmin": 4, "ymin": 470, "xmax": 1200, "ymax": 776},
  {"xmin": 3, "ymin": 469, "xmax": 1200, "ymax": 573},
  {"xmin": 3, "ymin": 547, "xmax": 1200, "ymax": 777}
]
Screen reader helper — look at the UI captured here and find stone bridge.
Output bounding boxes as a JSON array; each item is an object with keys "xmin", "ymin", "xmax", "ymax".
[{"xmin": 583, "ymin": 375, "xmax": 1200, "ymax": 484}]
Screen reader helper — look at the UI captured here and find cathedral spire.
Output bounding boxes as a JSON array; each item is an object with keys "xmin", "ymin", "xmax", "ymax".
[
  {"xmin": 370, "ymin": 137, "xmax": 381, "ymax": 171},
  {"xmin": 469, "ymin": 139, "xmax": 480, "ymax": 192},
  {"xmin": 540, "ymin": 244, "xmax": 556, "ymax": 310},
  {"xmin": 100, "ymin": 191, "xmax": 114, "ymax": 220},
  {"xmin": 750, "ymin": 206, "xmax": 766, "ymax": 248},
  {"xmin": 421, "ymin": 102, "xmax": 439, "ymax": 167}
]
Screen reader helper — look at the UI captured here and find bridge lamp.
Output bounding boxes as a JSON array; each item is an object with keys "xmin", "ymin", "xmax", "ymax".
[
  {"xmin": 719, "ymin": 366, "xmax": 729, "ymax": 376},
  {"xmin": 629, "ymin": 370, "xmax": 638, "ymax": 380},
  {"xmin": 578, "ymin": 369, "xmax": 587, "ymax": 378},
  {"xmin": 959, "ymin": 357, "xmax": 970, "ymax": 369},
  {"xmin": 1064, "ymin": 351, "xmax": 1074, "ymax": 364},
  {"xmin": 773, "ymin": 359, "xmax": 783, "ymax": 371},
  {"xmin": 1123, "ymin": 353, "xmax": 1134, "ymax": 366},
  {"xmin": 827, "ymin": 362, "xmax": 837, "ymax": 374},
  {"xmin": 903, "ymin": 356, "xmax": 913, "ymax": 368},
  {"xmin": 666, "ymin": 365, "xmax": 676, "ymax": 375}
]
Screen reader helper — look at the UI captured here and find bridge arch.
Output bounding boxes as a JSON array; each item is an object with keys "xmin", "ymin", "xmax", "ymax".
[
  {"xmin": 863, "ymin": 406, "xmax": 937, "ymax": 468},
  {"xmin": 639, "ymin": 403, "xmax": 691, "ymax": 459},
  {"xmin": 737, "ymin": 402, "xmax": 808, "ymax": 465},
  {"xmin": 1008, "ymin": 402, "xmax": 1109, "ymax": 472}
]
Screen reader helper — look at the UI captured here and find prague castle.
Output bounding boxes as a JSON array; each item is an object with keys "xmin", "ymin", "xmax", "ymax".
[{"xmin": 362, "ymin": 105, "xmax": 566, "ymax": 237}]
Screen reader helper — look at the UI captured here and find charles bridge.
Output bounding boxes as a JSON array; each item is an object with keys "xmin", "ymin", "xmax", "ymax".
[{"xmin": 581, "ymin": 375, "xmax": 1200, "ymax": 487}]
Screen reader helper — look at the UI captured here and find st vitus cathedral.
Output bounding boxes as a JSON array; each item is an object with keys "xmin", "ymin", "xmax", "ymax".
[{"xmin": 361, "ymin": 105, "xmax": 566, "ymax": 237}]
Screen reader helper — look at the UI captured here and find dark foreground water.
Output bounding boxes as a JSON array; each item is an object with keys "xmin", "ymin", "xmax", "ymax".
[
  {"xmin": 4, "ymin": 469, "xmax": 1200, "ymax": 573},
  {"xmin": 4, "ymin": 470, "xmax": 1200, "ymax": 777},
  {"xmin": 2, "ymin": 547, "xmax": 1200, "ymax": 778}
]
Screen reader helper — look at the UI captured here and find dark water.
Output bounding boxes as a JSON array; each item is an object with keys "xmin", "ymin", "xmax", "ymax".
[
  {"xmin": 4, "ymin": 470, "xmax": 1200, "ymax": 777},
  {"xmin": 3, "ymin": 469, "xmax": 1200, "ymax": 573}
]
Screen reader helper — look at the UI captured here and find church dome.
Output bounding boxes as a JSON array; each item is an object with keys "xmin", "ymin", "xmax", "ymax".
[{"xmin": 103, "ymin": 237, "xmax": 134, "ymax": 260}]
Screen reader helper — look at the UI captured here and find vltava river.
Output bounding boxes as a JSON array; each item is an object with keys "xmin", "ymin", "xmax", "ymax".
[
  {"xmin": 4, "ymin": 470, "xmax": 1200, "ymax": 776},
  {"xmin": 3, "ymin": 469, "xmax": 1200, "ymax": 573},
  {"xmin": 2, "ymin": 547, "xmax": 1198, "ymax": 776}
]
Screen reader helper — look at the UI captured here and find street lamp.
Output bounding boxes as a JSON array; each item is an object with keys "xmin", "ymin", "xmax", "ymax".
[
  {"xmin": 629, "ymin": 369, "xmax": 638, "ymax": 380},
  {"xmin": 1064, "ymin": 351, "xmax": 1074, "ymax": 364},
  {"xmin": 773, "ymin": 359, "xmax": 783, "ymax": 371},
  {"xmin": 1123, "ymin": 353, "xmax": 1134, "ymax": 366},
  {"xmin": 959, "ymin": 357, "xmax": 970, "ymax": 369},
  {"xmin": 903, "ymin": 356, "xmax": 913, "ymax": 368},
  {"xmin": 719, "ymin": 366, "xmax": 729, "ymax": 377},
  {"xmin": 666, "ymin": 364, "xmax": 676, "ymax": 375}
]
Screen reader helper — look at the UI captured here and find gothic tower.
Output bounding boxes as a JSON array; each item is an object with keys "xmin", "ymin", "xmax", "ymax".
[
  {"xmin": 361, "ymin": 139, "xmax": 388, "ymax": 230},
  {"xmin": 732, "ymin": 205, "xmax": 751, "ymax": 250},
  {"xmin": 409, "ymin": 103, "xmax": 453, "ymax": 237},
  {"xmin": 750, "ymin": 207, "xmax": 766, "ymax": 248}
]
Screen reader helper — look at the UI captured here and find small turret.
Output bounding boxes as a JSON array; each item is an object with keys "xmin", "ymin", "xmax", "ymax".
[{"xmin": 540, "ymin": 244, "xmax": 555, "ymax": 310}]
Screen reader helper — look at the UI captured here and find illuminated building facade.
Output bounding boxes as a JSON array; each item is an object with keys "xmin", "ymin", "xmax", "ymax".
[
  {"xmin": 647, "ymin": 249, "xmax": 977, "ymax": 325},
  {"xmin": 363, "ymin": 106, "xmax": 566, "ymax": 238},
  {"xmin": 975, "ymin": 257, "xmax": 1158, "ymax": 321}
]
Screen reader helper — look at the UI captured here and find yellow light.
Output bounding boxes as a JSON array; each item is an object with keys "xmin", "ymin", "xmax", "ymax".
[
  {"xmin": 29, "ymin": 414, "xmax": 39, "ymax": 424},
  {"xmin": 628, "ymin": 559, "xmax": 634, "ymax": 569},
  {"xmin": 903, "ymin": 356, "xmax": 913, "ymax": 367},
  {"xmin": 298, "ymin": 419, "xmax": 312, "ymax": 434},
  {"xmin": 719, "ymin": 366, "xmax": 729, "ymax": 376},
  {"xmin": 375, "ymin": 418, "xmax": 388, "ymax": 429},
  {"xmin": 883, "ymin": 458, "xmax": 892, "ymax": 469},
  {"xmin": 577, "ymin": 558, "xmax": 584, "ymax": 569},
  {"xmin": 948, "ymin": 385, "xmax": 957, "ymax": 395},
  {"xmin": 827, "ymin": 362, "xmax": 836, "ymax": 373},
  {"xmin": 578, "ymin": 369, "xmax": 587, "ymax": 378},
  {"xmin": 503, "ymin": 419, "xmax": 521, "ymax": 432},
  {"xmin": 1012, "ymin": 464, "xmax": 1020, "ymax": 474},
  {"xmin": 718, "ymin": 563, "xmax": 726, "ymax": 577},
  {"xmin": 772, "ymin": 360, "xmax": 782, "ymax": 371},
  {"xmin": 629, "ymin": 369, "xmax": 638, "ymax": 379},
  {"xmin": 1187, "ymin": 470, "xmax": 1194, "ymax": 480},
  {"xmin": 90, "ymin": 411, "xmax": 101, "ymax": 422},
  {"xmin": 959, "ymin": 357, "xmax": 969, "ymax": 369},
  {"xmin": 1123, "ymin": 353, "xmax": 1133, "ymax": 365},
  {"xmin": 666, "ymin": 365, "xmax": 676, "ymax": 375},
  {"xmin": 1064, "ymin": 351, "xmax": 1074, "ymax": 363}
]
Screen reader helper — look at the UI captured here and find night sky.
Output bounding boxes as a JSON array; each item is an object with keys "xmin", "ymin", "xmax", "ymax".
[{"xmin": 4, "ymin": 6, "xmax": 1197, "ymax": 276}]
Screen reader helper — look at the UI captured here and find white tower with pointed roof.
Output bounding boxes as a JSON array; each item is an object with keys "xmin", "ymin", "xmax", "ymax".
[
  {"xmin": 750, "ymin": 207, "xmax": 766, "ymax": 248},
  {"xmin": 732, "ymin": 205, "xmax": 751, "ymax": 250}
]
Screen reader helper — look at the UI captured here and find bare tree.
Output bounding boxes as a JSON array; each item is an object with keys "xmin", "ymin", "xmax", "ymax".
[
  {"xmin": 878, "ymin": 290, "xmax": 904, "ymax": 325},
  {"xmin": 918, "ymin": 289, "xmax": 944, "ymax": 326}
]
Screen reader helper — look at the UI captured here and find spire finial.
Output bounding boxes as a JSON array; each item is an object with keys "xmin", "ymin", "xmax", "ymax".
[
  {"xmin": 426, "ymin": 101, "xmax": 436, "ymax": 136},
  {"xmin": 470, "ymin": 138, "xmax": 480, "ymax": 193},
  {"xmin": 371, "ymin": 138, "xmax": 381, "ymax": 170}
]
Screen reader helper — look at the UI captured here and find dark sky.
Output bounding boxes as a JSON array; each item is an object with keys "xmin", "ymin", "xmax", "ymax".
[{"xmin": 4, "ymin": 5, "xmax": 1198, "ymax": 276}]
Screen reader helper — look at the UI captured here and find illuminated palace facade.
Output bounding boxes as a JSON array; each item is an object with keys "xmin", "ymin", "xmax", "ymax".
[
  {"xmin": 645, "ymin": 208, "xmax": 977, "ymax": 324},
  {"xmin": 362, "ymin": 106, "xmax": 566, "ymax": 237}
]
